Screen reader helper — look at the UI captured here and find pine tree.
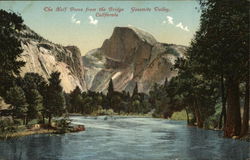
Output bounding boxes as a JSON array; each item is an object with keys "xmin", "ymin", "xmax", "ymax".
[
  {"xmin": 6, "ymin": 86, "xmax": 28, "ymax": 124},
  {"xmin": 46, "ymin": 71, "xmax": 65, "ymax": 125},
  {"xmin": 107, "ymin": 79, "xmax": 114, "ymax": 96},
  {"xmin": 0, "ymin": 10, "xmax": 26, "ymax": 99},
  {"xmin": 163, "ymin": 77, "xmax": 168, "ymax": 89},
  {"xmin": 107, "ymin": 79, "xmax": 114, "ymax": 109},
  {"xmin": 0, "ymin": 10, "xmax": 25, "ymax": 76},
  {"xmin": 22, "ymin": 72, "xmax": 47, "ymax": 123},
  {"xmin": 132, "ymin": 82, "xmax": 138, "ymax": 97},
  {"xmin": 26, "ymin": 89, "xmax": 43, "ymax": 124},
  {"xmin": 69, "ymin": 86, "xmax": 82, "ymax": 113}
]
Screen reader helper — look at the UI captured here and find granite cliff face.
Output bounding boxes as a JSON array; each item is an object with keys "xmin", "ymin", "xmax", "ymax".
[
  {"xmin": 18, "ymin": 26, "xmax": 86, "ymax": 93},
  {"xmin": 83, "ymin": 27, "xmax": 186, "ymax": 93}
]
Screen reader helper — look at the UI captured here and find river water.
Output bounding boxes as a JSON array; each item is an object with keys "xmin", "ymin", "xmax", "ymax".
[{"xmin": 0, "ymin": 116, "xmax": 249, "ymax": 160}]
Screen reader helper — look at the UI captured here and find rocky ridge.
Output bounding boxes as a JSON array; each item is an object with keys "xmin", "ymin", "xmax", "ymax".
[
  {"xmin": 83, "ymin": 26, "xmax": 186, "ymax": 93},
  {"xmin": 18, "ymin": 26, "xmax": 86, "ymax": 93}
]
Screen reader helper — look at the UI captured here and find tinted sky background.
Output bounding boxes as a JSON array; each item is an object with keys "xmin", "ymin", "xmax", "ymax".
[{"xmin": 0, "ymin": 1, "xmax": 201, "ymax": 55}]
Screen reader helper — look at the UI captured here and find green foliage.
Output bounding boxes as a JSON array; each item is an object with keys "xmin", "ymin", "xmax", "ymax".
[
  {"xmin": 5, "ymin": 86, "xmax": 28, "ymax": 124},
  {"xmin": 110, "ymin": 95, "xmax": 122, "ymax": 113},
  {"xmin": 0, "ymin": 10, "xmax": 67, "ymax": 127},
  {"xmin": 0, "ymin": 73, "xmax": 16, "ymax": 98},
  {"xmin": 170, "ymin": 110, "xmax": 187, "ymax": 121},
  {"xmin": 0, "ymin": 9, "xmax": 25, "ymax": 76},
  {"xmin": 131, "ymin": 100, "xmax": 140, "ymax": 113},
  {"xmin": 26, "ymin": 89, "xmax": 43, "ymax": 123},
  {"xmin": 55, "ymin": 118, "xmax": 71, "ymax": 133},
  {"xmin": 23, "ymin": 73, "xmax": 48, "ymax": 92},
  {"xmin": 0, "ymin": 10, "xmax": 26, "ymax": 99},
  {"xmin": 161, "ymin": 0, "xmax": 249, "ymax": 134},
  {"xmin": 65, "ymin": 82, "xmax": 152, "ymax": 115},
  {"xmin": 46, "ymin": 71, "xmax": 66, "ymax": 124},
  {"xmin": 95, "ymin": 108, "xmax": 115, "ymax": 116},
  {"xmin": 108, "ymin": 79, "xmax": 114, "ymax": 93},
  {"xmin": 167, "ymin": 60, "xmax": 219, "ymax": 127},
  {"xmin": 203, "ymin": 102, "xmax": 222, "ymax": 129},
  {"xmin": 0, "ymin": 119, "xmax": 16, "ymax": 133},
  {"xmin": 132, "ymin": 83, "xmax": 138, "ymax": 97},
  {"xmin": 22, "ymin": 73, "xmax": 47, "ymax": 123},
  {"xmin": 107, "ymin": 79, "xmax": 114, "ymax": 101},
  {"xmin": 68, "ymin": 86, "xmax": 82, "ymax": 113},
  {"xmin": 188, "ymin": 0, "xmax": 249, "ymax": 135},
  {"xmin": 148, "ymin": 83, "xmax": 170, "ymax": 117}
]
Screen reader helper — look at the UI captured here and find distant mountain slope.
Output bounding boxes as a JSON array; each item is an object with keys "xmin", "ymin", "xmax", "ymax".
[
  {"xmin": 83, "ymin": 26, "xmax": 186, "ymax": 93},
  {"xmin": 17, "ymin": 26, "xmax": 87, "ymax": 93}
]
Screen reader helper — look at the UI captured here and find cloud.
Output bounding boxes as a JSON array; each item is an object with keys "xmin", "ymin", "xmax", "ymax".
[
  {"xmin": 176, "ymin": 22, "xmax": 184, "ymax": 29},
  {"xmin": 88, "ymin": 16, "xmax": 98, "ymax": 25},
  {"xmin": 162, "ymin": 15, "xmax": 190, "ymax": 32},
  {"xmin": 176, "ymin": 22, "xmax": 189, "ymax": 32},
  {"xmin": 183, "ymin": 26, "xmax": 189, "ymax": 32},
  {"xmin": 166, "ymin": 16, "xmax": 173, "ymax": 24},
  {"xmin": 71, "ymin": 14, "xmax": 81, "ymax": 25}
]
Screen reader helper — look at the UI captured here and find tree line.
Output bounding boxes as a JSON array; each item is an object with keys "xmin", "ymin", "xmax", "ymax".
[
  {"xmin": 163, "ymin": 0, "xmax": 249, "ymax": 138},
  {"xmin": 1, "ymin": 72, "xmax": 65, "ymax": 125},
  {"xmin": 66, "ymin": 80, "xmax": 154, "ymax": 115}
]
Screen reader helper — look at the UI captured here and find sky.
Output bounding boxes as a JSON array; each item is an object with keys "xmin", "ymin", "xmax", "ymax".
[{"xmin": 0, "ymin": 1, "xmax": 201, "ymax": 55}]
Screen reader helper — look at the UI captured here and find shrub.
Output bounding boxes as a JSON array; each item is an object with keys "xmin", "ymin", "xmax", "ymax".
[
  {"xmin": 0, "ymin": 118, "xmax": 16, "ymax": 133},
  {"xmin": 55, "ymin": 118, "xmax": 71, "ymax": 133}
]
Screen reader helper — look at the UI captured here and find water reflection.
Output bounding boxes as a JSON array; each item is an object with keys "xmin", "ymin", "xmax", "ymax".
[{"xmin": 0, "ymin": 116, "xmax": 249, "ymax": 160}]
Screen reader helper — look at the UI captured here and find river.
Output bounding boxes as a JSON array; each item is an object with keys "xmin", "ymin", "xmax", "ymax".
[{"xmin": 0, "ymin": 116, "xmax": 249, "ymax": 160}]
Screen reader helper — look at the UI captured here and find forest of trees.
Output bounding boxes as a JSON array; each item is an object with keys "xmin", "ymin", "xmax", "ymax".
[
  {"xmin": 164, "ymin": 0, "xmax": 249, "ymax": 138},
  {"xmin": 66, "ymin": 80, "xmax": 157, "ymax": 116}
]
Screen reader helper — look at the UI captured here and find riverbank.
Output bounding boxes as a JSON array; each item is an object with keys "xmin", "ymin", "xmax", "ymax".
[
  {"xmin": 0, "ymin": 118, "xmax": 85, "ymax": 140},
  {"xmin": 0, "ymin": 125, "xmax": 85, "ymax": 140},
  {"xmin": 0, "ymin": 128, "xmax": 57, "ymax": 139},
  {"xmin": 238, "ymin": 133, "xmax": 250, "ymax": 142}
]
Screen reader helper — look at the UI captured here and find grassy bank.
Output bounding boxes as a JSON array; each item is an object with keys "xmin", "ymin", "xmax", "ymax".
[
  {"xmin": 0, "ymin": 128, "xmax": 57, "ymax": 139},
  {"xmin": 0, "ymin": 118, "xmax": 85, "ymax": 140},
  {"xmin": 170, "ymin": 110, "xmax": 187, "ymax": 121}
]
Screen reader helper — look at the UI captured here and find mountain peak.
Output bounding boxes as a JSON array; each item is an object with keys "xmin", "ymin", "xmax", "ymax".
[
  {"xmin": 100, "ymin": 26, "xmax": 158, "ymax": 63},
  {"xmin": 113, "ymin": 26, "xmax": 157, "ymax": 45},
  {"xmin": 83, "ymin": 26, "xmax": 187, "ymax": 93}
]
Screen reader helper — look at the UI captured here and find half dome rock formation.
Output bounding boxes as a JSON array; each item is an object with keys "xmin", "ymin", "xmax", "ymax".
[
  {"xmin": 83, "ymin": 26, "xmax": 186, "ymax": 93},
  {"xmin": 17, "ymin": 26, "xmax": 86, "ymax": 93}
]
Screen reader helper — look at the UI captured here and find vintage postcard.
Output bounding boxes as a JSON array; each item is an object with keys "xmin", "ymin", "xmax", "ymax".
[{"xmin": 0, "ymin": 0, "xmax": 249, "ymax": 160}]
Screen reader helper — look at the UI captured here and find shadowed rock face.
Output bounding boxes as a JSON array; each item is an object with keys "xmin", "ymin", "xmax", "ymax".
[
  {"xmin": 101, "ymin": 27, "xmax": 156, "ymax": 65},
  {"xmin": 83, "ymin": 26, "xmax": 187, "ymax": 93},
  {"xmin": 17, "ymin": 26, "xmax": 86, "ymax": 93}
]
